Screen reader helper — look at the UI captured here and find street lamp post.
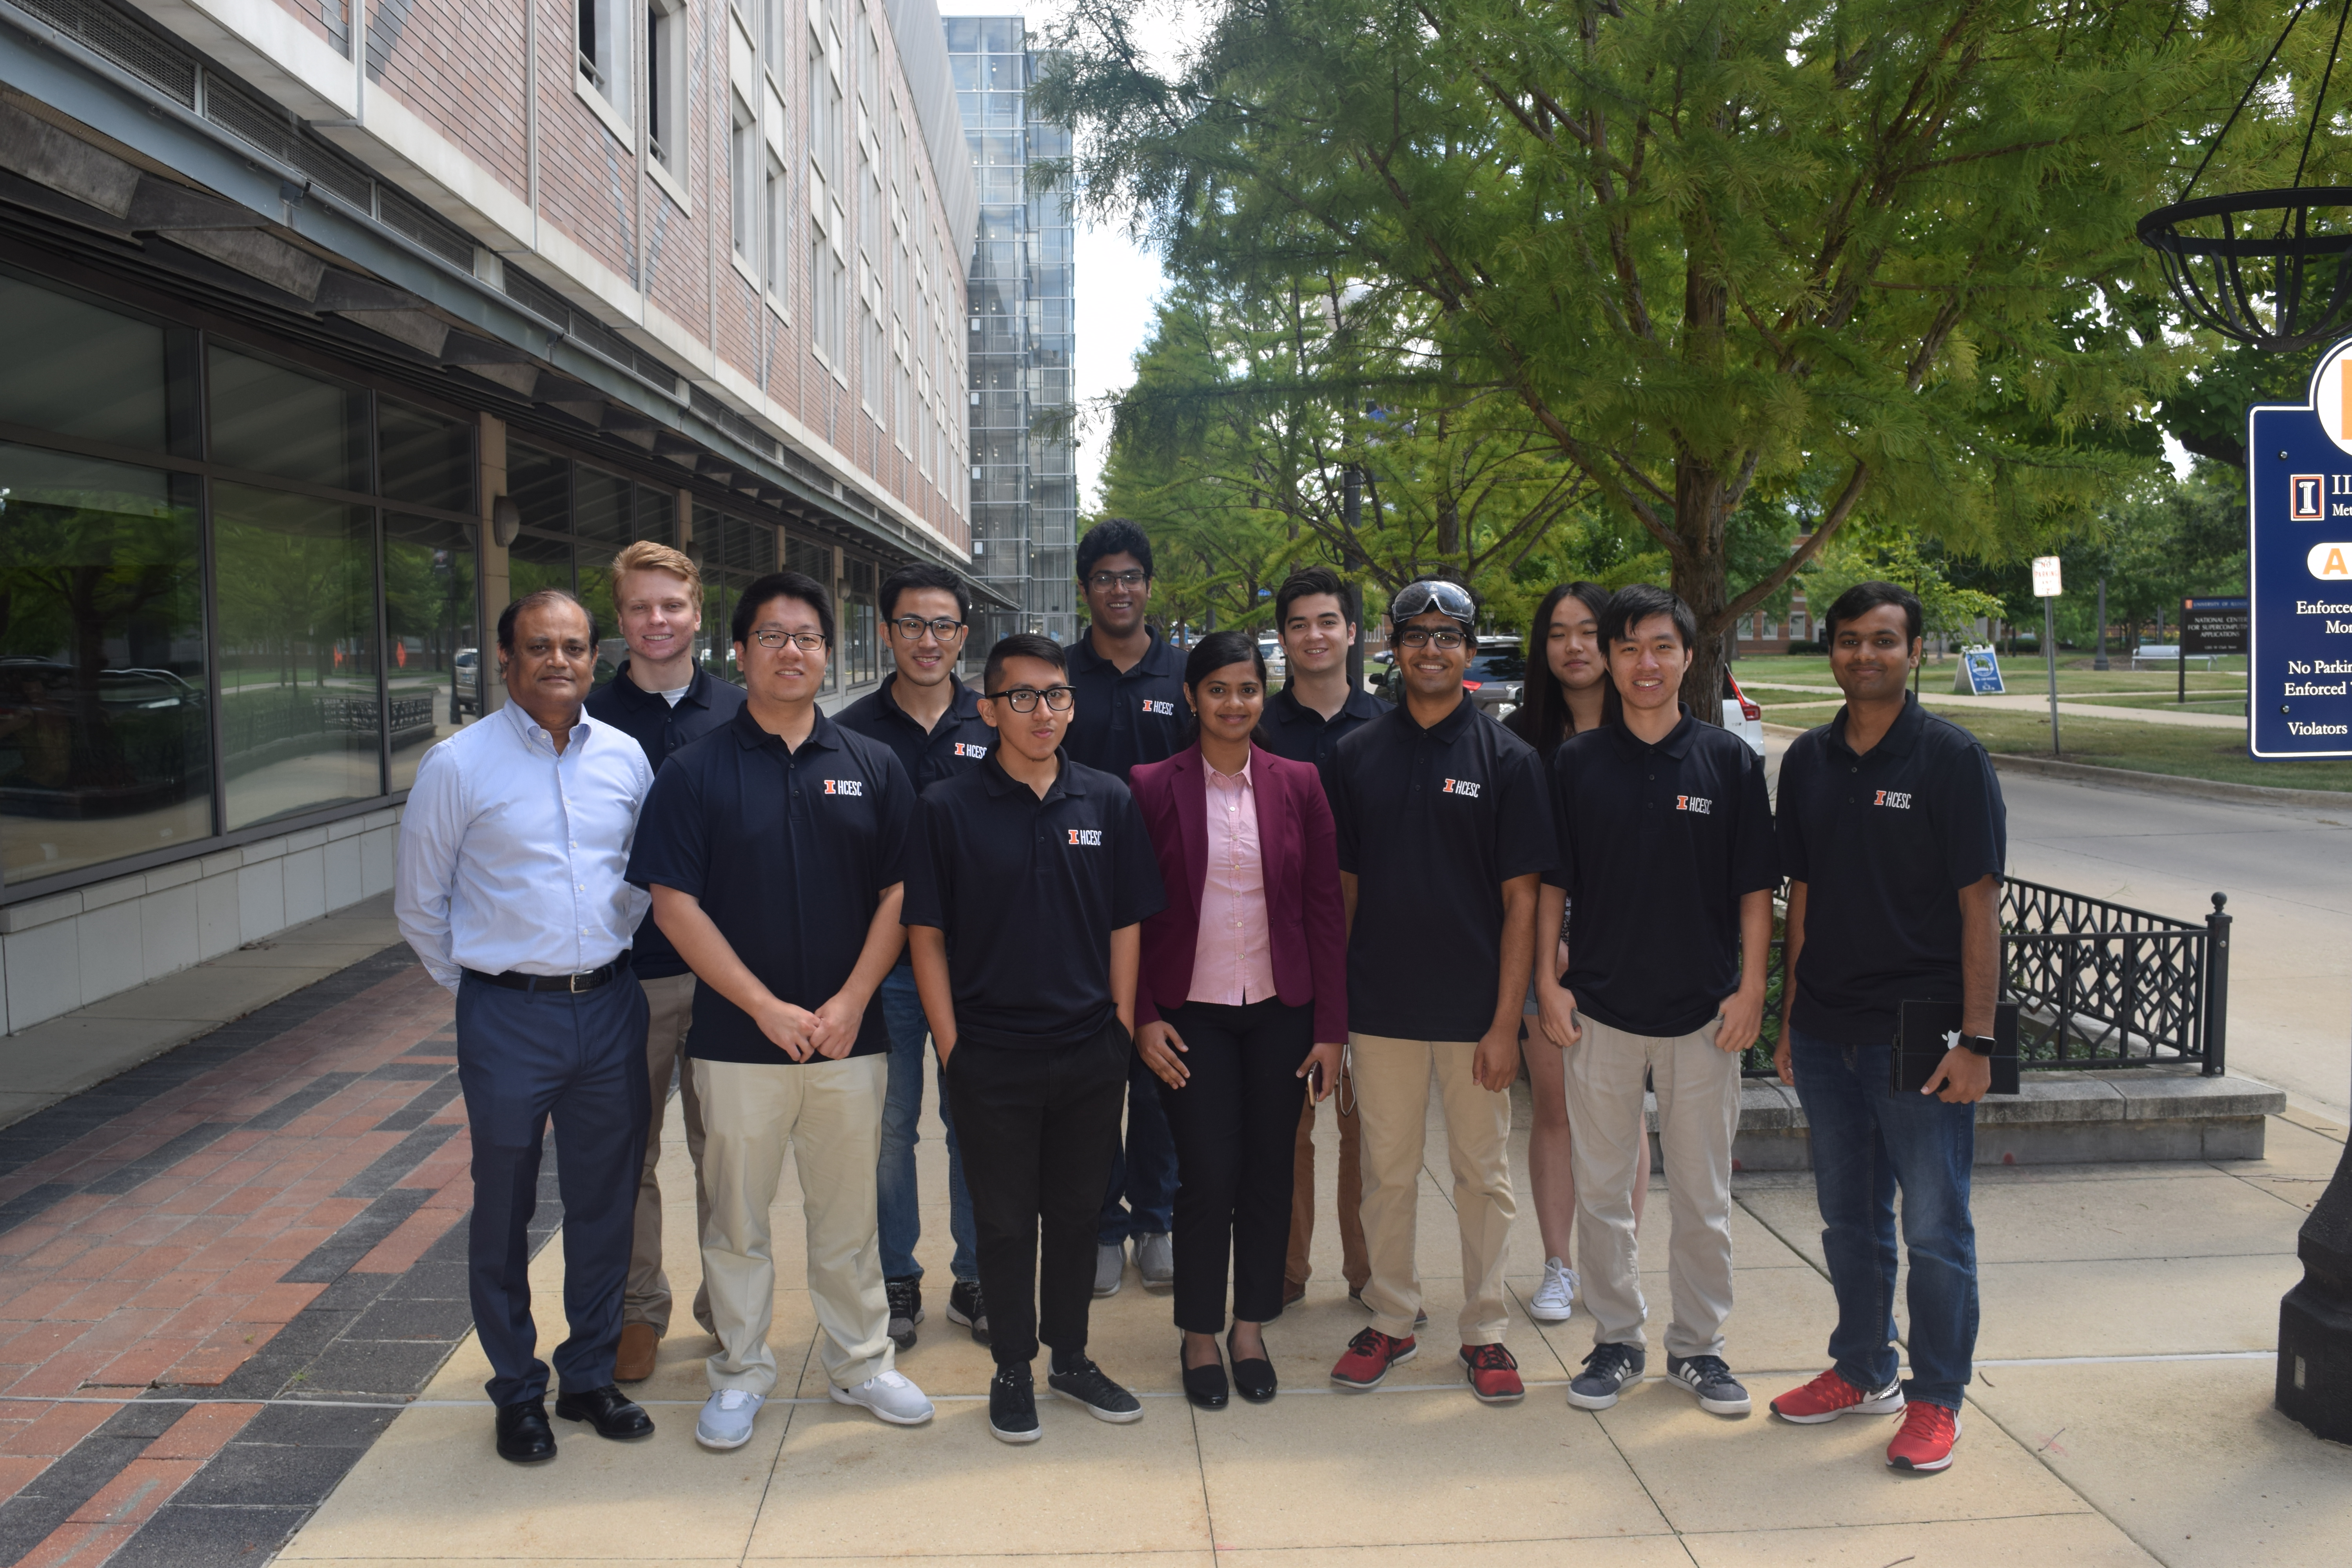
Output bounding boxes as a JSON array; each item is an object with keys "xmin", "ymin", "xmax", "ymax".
[{"xmin": 2094, "ymin": 575, "xmax": 2111, "ymax": 671}]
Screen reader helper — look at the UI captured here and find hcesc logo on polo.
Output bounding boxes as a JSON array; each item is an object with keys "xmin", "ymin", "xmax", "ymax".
[
  {"xmin": 1067, "ymin": 827, "xmax": 1103, "ymax": 846},
  {"xmin": 952, "ymin": 742, "xmax": 987, "ymax": 759},
  {"xmin": 1142, "ymin": 699, "xmax": 1176, "ymax": 717},
  {"xmin": 1441, "ymin": 778, "xmax": 1481, "ymax": 798},
  {"xmin": 1675, "ymin": 794, "xmax": 1713, "ymax": 814},
  {"xmin": 1873, "ymin": 789, "xmax": 1913, "ymax": 810},
  {"xmin": 822, "ymin": 779, "xmax": 863, "ymax": 797}
]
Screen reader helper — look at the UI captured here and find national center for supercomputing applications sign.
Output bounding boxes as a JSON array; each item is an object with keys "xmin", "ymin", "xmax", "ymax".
[{"xmin": 2247, "ymin": 337, "xmax": 2352, "ymax": 758}]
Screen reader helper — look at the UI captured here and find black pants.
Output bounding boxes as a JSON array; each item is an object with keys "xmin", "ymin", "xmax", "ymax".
[
  {"xmin": 455, "ymin": 972, "xmax": 650, "ymax": 1407},
  {"xmin": 1154, "ymin": 998, "xmax": 1315, "ymax": 1334},
  {"xmin": 943, "ymin": 1017, "xmax": 1129, "ymax": 1365}
]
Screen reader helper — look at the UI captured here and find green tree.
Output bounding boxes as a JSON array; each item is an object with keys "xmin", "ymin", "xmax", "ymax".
[{"xmin": 1042, "ymin": 0, "xmax": 2273, "ymax": 709}]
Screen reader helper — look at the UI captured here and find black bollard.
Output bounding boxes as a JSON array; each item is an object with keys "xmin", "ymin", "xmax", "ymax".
[{"xmin": 2276, "ymin": 1134, "xmax": 2352, "ymax": 1443}]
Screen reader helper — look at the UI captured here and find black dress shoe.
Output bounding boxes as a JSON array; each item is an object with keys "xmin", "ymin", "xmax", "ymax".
[
  {"xmin": 1228, "ymin": 1330, "xmax": 1278, "ymax": 1403},
  {"xmin": 495, "ymin": 1398, "xmax": 557, "ymax": 1464},
  {"xmin": 554, "ymin": 1384, "xmax": 655, "ymax": 1440},
  {"xmin": 1181, "ymin": 1340, "xmax": 1229, "ymax": 1410}
]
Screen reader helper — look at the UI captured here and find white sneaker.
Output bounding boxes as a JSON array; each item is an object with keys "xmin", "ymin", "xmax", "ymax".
[
  {"xmin": 830, "ymin": 1369, "xmax": 936, "ymax": 1426},
  {"xmin": 695, "ymin": 1388, "xmax": 764, "ymax": 1450},
  {"xmin": 1530, "ymin": 1258, "xmax": 1577, "ymax": 1323}
]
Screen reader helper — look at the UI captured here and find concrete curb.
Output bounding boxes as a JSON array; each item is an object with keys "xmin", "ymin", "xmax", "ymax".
[{"xmin": 1760, "ymin": 721, "xmax": 2352, "ymax": 811}]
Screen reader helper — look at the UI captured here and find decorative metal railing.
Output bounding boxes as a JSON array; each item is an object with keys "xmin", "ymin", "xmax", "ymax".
[{"xmin": 1742, "ymin": 878, "xmax": 2231, "ymax": 1079}]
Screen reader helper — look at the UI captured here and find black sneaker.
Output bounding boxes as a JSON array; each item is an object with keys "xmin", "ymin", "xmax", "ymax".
[
  {"xmin": 1566, "ymin": 1342, "xmax": 1646, "ymax": 1410},
  {"xmin": 1047, "ymin": 1356, "xmax": 1143, "ymax": 1423},
  {"xmin": 987, "ymin": 1362, "xmax": 1040, "ymax": 1445},
  {"xmin": 885, "ymin": 1275, "xmax": 924, "ymax": 1352},
  {"xmin": 1666, "ymin": 1354, "xmax": 1752, "ymax": 1416},
  {"xmin": 946, "ymin": 1278, "xmax": 990, "ymax": 1347}
]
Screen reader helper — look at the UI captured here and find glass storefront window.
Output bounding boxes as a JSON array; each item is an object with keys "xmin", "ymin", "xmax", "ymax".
[
  {"xmin": 0, "ymin": 276, "xmax": 192, "ymax": 456},
  {"xmin": 507, "ymin": 533, "xmax": 575, "ymax": 605},
  {"xmin": 208, "ymin": 348, "xmax": 367, "ymax": 491},
  {"xmin": 0, "ymin": 444, "xmax": 209, "ymax": 886},
  {"xmin": 507, "ymin": 443, "xmax": 570, "ymax": 530},
  {"xmin": 384, "ymin": 514, "xmax": 480, "ymax": 792},
  {"xmin": 211, "ymin": 483, "xmax": 382, "ymax": 829},
  {"xmin": 380, "ymin": 400, "xmax": 475, "ymax": 514}
]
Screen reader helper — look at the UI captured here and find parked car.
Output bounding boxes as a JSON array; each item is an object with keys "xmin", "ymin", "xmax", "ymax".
[
  {"xmin": 451, "ymin": 648, "xmax": 482, "ymax": 723},
  {"xmin": 1373, "ymin": 637, "xmax": 1526, "ymax": 717},
  {"xmin": 1722, "ymin": 668, "xmax": 1764, "ymax": 755}
]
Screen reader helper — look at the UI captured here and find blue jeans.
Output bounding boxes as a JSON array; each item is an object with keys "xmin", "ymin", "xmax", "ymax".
[
  {"xmin": 1098, "ymin": 1051, "xmax": 1177, "ymax": 1244},
  {"xmin": 877, "ymin": 967, "xmax": 976, "ymax": 1282},
  {"xmin": 1788, "ymin": 1026, "xmax": 1979, "ymax": 1411}
]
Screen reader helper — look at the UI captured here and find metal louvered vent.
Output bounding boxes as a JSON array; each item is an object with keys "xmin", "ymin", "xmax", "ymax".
[
  {"xmin": 689, "ymin": 386, "xmax": 782, "ymax": 460},
  {"xmin": 200, "ymin": 73, "xmax": 373, "ymax": 207},
  {"xmin": 501, "ymin": 263, "xmax": 685, "ymax": 398},
  {"xmin": 498, "ymin": 264, "xmax": 571, "ymax": 326},
  {"xmin": 376, "ymin": 183, "xmax": 475, "ymax": 270},
  {"xmin": 10, "ymin": 0, "xmax": 197, "ymax": 107}
]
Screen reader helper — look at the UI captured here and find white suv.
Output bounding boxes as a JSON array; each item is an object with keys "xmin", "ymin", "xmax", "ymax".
[{"xmin": 1721, "ymin": 669, "xmax": 1764, "ymax": 756}]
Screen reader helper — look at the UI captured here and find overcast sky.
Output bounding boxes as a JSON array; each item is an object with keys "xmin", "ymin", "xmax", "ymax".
[{"xmin": 935, "ymin": 1, "xmax": 1195, "ymax": 506}]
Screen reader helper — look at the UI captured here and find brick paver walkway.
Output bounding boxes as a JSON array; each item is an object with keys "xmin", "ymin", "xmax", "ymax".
[{"xmin": 0, "ymin": 947, "xmax": 505, "ymax": 1567}]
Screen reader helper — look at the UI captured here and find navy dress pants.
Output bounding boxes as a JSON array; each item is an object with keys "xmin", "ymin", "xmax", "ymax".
[{"xmin": 455, "ymin": 972, "xmax": 651, "ymax": 1408}]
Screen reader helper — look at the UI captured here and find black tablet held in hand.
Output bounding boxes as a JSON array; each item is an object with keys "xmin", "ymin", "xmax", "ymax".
[{"xmin": 1894, "ymin": 1000, "xmax": 2021, "ymax": 1096}]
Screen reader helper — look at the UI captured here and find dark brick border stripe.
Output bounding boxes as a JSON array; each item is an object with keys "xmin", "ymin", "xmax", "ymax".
[{"xmin": 0, "ymin": 1397, "xmax": 187, "ymax": 1564}]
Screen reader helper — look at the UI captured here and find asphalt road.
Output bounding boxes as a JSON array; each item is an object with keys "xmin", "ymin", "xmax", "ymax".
[{"xmin": 1762, "ymin": 733, "xmax": 2352, "ymax": 1124}]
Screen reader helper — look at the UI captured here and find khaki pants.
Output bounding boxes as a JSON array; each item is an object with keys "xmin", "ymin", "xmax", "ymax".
[
  {"xmin": 1286, "ymin": 1089, "xmax": 1368, "ymax": 1293},
  {"xmin": 1563, "ymin": 1016, "xmax": 1740, "ymax": 1358},
  {"xmin": 625, "ymin": 973, "xmax": 708, "ymax": 1334},
  {"xmin": 1350, "ymin": 1033, "xmax": 1516, "ymax": 1346},
  {"xmin": 695, "ymin": 1054, "xmax": 893, "ymax": 1395}
]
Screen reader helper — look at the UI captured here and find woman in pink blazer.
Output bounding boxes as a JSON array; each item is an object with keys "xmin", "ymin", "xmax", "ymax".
[{"xmin": 1131, "ymin": 630, "xmax": 1347, "ymax": 1410}]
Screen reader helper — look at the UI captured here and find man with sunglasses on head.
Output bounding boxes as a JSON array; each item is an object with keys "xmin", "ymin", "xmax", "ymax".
[
  {"xmin": 903, "ymin": 633, "xmax": 1167, "ymax": 1444},
  {"xmin": 628, "ymin": 571, "xmax": 935, "ymax": 1456},
  {"xmin": 1325, "ymin": 579, "xmax": 1554, "ymax": 1405},
  {"xmin": 1062, "ymin": 519, "xmax": 1188, "ymax": 1298},
  {"xmin": 838, "ymin": 564, "xmax": 995, "ymax": 1354}
]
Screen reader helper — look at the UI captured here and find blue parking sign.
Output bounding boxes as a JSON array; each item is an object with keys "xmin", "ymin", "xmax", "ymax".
[{"xmin": 2248, "ymin": 336, "xmax": 2352, "ymax": 758}]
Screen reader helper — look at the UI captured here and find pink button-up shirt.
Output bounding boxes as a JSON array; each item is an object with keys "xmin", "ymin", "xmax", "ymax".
[{"xmin": 1187, "ymin": 755, "xmax": 1280, "ymax": 1006}]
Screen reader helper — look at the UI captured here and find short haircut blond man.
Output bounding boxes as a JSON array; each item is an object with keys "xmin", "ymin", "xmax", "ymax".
[{"xmin": 609, "ymin": 540, "xmax": 702, "ymax": 606}]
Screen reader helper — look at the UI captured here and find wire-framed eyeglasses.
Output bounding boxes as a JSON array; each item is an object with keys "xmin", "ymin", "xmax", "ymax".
[{"xmin": 889, "ymin": 615, "xmax": 966, "ymax": 642}]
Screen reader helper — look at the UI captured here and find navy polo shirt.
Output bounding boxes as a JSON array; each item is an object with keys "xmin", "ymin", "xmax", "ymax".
[
  {"xmin": 1261, "ymin": 682, "xmax": 1385, "ymax": 800},
  {"xmin": 626, "ymin": 707, "xmax": 914, "ymax": 1063},
  {"xmin": 835, "ymin": 671, "xmax": 995, "ymax": 793},
  {"xmin": 1547, "ymin": 708, "xmax": 1779, "ymax": 1038},
  {"xmin": 1062, "ymin": 628, "xmax": 1187, "ymax": 779},
  {"xmin": 1777, "ymin": 694, "xmax": 2007, "ymax": 1048},
  {"xmin": 584, "ymin": 662, "xmax": 747, "ymax": 979},
  {"xmin": 1329, "ymin": 699, "xmax": 1555, "ymax": 1042},
  {"xmin": 900, "ymin": 751, "xmax": 1166, "ymax": 1050}
]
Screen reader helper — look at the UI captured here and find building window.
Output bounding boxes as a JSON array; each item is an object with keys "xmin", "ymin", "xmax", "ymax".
[
  {"xmin": 765, "ymin": 151, "xmax": 788, "ymax": 299},
  {"xmin": 648, "ymin": 0, "xmax": 685, "ymax": 172},
  {"xmin": 730, "ymin": 93, "xmax": 757, "ymax": 266},
  {"xmin": 577, "ymin": 0, "xmax": 632, "ymax": 119},
  {"xmin": 384, "ymin": 512, "xmax": 479, "ymax": 793}
]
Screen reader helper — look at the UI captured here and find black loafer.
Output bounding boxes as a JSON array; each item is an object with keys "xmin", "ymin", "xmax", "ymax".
[
  {"xmin": 554, "ymin": 1383, "xmax": 655, "ymax": 1440},
  {"xmin": 1181, "ymin": 1341, "xmax": 1229, "ymax": 1409},
  {"xmin": 495, "ymin": 1397, "xmax": 556, "ymax": 1463},
  {"xmin": 1228, "ymin": 1331, "xmax": 1278, "ymax": 1403}
]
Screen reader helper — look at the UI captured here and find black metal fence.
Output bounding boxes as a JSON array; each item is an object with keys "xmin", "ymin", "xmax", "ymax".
[{"xmin": 1742, "ymin": 878, "xmax": 2232, "ymax": 1078}]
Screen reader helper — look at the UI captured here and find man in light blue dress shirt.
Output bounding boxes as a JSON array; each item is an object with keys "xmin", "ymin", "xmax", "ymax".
[{"xmin": 395, "ymin": 588, "xmax": 659, "ymax": 1465}]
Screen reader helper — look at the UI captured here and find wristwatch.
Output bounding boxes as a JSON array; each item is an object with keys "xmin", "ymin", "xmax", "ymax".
[{"xmin": 1957, "ymin": 1033, "xmax": 1996, "ymax": 1057}]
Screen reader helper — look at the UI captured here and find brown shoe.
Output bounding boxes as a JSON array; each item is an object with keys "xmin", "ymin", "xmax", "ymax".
[
  {"xmin": 615, "ymin": 1322, "xmax": 659, "ymax": 1383},
  {"xmin": 1282, "ymin": 1280, "xmax": 1307, "ymax": 1307}
]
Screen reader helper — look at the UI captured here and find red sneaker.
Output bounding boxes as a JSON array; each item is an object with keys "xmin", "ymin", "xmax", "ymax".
[
  {"xmin": 1460, "ymin": 1342, "xmax": 1524, "ymax": 1404},
  {"xmin": 1886, "ymin": 1402, "xmax": 1961, "ymax": 1472},
  {"xmin": 1330, "ymin": 1328, "xmax": 1416, "ymax": 1389},
  {"xmin": 1769, "ymin": 1368, "xmax": 1906, "ymax": 1425}
]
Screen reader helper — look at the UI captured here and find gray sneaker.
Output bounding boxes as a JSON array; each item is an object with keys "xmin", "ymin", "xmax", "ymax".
[
  {"xmin": 1566, "ymin": 1342, "xmax": 1646, "ymax": 1410},
  {"xmin": 1666, "ymin": 1354, "xmax": 1752, "ymax": 1416},
  {"xmin": 1093, "ymin": 1241, "xmax": 1125, "ymax": 1297},
  {"xmin": 1133, "ymin": 1231, "xmax": 1174, "ymax": 1289},
  {"xmin": 694, "ymin": 1388, "xmax": 764, "ymax": 1450}
]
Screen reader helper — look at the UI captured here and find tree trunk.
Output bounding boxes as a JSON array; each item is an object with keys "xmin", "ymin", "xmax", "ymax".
[{"xmin": 1671, "ymin": 462, "xmax": 1731, "ymax": 727}]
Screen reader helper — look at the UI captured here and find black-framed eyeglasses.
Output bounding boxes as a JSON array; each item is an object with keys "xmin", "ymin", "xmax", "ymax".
[
  {"xmin": 985, "ymin": 684, "xmax": 1075, "ymax": 712},
  {"xmin": 1395, "ymin": 627, "xmax": 1467, "ymax": 650},
  {"xmin": 1087, "ymin": 569, "xmax": 1148, "ymax": 590},
  {"xmin": 889, "ymin": 615, "xmax": 966, "ymax": 642},
  {"xmin": 1391, "ymin": 579, "xmax": 1475, "ymax": 622},
  {"xmin": 748, "ymin": 628, "xmax": 828, "ymax": 651}
]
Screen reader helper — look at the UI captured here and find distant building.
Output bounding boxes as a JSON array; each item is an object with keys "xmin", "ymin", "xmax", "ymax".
[
  {"xmin": 945, "ymin": 16, "xmax": 1078, "ymax": 646},
  {"xmin": 0, "ymin": 0, "xmax": 986, "ymax": 1034}
]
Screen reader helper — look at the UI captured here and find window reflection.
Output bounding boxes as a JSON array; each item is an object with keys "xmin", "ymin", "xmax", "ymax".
[
  {"xmin": 380, "ymin": 400, "xmax": 475, "ymax": 514},
  {"xmin": 0, "ymin": 276, "xmax": 189, "ymax": 455},
  {"xmin": 212, "ymin": 483, "xmax": 382, "ymax": 828},
  {"xmin": 208, "ymin": 348, "xmax": 367, "ymax": 491},
  {"xmin": 0, "ymin": 445, "xmax": 209, "ymax": 885},
  {"xmin": 384, "ymin": 514, "xmax": 480, "ymax": 791}
]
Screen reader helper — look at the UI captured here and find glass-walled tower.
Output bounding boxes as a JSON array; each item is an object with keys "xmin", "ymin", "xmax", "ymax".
[{"xmin": 945, "ymin": 17, "xmax": 1078, "ymax": 647}]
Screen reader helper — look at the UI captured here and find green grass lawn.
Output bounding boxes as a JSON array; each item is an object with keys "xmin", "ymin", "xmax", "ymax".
[
  {"xmin": 1763, "ymin": 704, "xmax": 2352, "ymax": 794},
  {"xmin": 1730, "ymin": 653, "xmax": 2246, "ymax": 698}
]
